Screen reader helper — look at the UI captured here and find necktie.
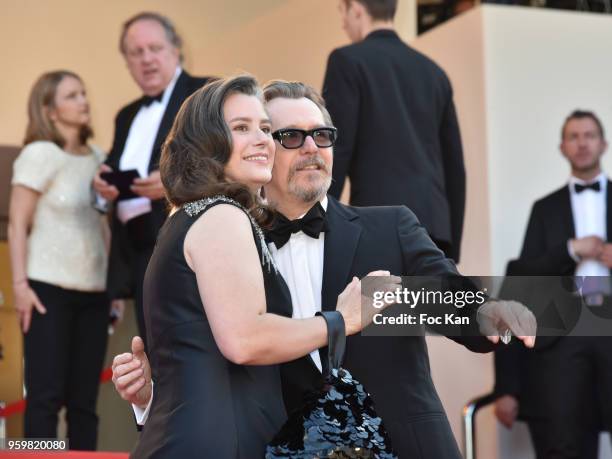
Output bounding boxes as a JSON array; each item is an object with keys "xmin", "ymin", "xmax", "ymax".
[
  {"xmin": 267, "ymin": 202, "xmax": 329, "ymax": 249},
  {"xmin": 574, "ymin": 181, "xmax": 601, "ymax": 193},
  {"xmin": 141, "ymin": 92, "xmax": 164, "ymax": 107}
]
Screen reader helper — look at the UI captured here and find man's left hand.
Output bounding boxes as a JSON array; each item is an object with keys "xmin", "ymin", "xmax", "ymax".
[
  {"xmin": 112, "ymin": 336, "xmax": 152, "ymax": 409},
  {"xmin": 598, "ymin": 243, "xmax": 612, "ymax": 268},
  {"xmin": 477, "ymin": 300, "xmax": 537, "ymax": 348},
  {"xmin": 131, "ymin": 171, "xmax": 165, "ymax": 200}
]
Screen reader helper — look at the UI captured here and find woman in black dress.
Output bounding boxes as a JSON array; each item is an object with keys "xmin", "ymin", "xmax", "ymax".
[{"xmin": 131, "ymin": 75, "xmax": 381, "ymax": 458}]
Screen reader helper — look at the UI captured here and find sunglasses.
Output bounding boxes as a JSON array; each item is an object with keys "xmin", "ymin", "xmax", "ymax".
[{"xmin": 271, "ymin": 127, "xmax": 338, "ymax": 149}]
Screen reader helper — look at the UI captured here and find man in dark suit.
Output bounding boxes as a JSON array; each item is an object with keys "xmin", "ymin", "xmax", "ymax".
[
  {"xmin": 93, "ymin": 12, "xmax": 209, "ymax": 346},
  {"xmin": 111, "ymin": 81, "xmax": 535, "ymax": 458},
  {"xmin": 494, "ymin": 110, "xmax": 612, "ymax": 458},
  {"xmin": 323, "ymin": 0, "xmax": 465, "ymax": 262}
]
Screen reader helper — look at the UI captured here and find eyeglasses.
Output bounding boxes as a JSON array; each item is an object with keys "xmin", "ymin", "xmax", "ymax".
[
  {"xmin": 125, "ymin": 44, "xmax": 167, "ymax": 61},
  {"xmin": 272, "ymin": 127, "xmax": 338, "ymax": 149}
]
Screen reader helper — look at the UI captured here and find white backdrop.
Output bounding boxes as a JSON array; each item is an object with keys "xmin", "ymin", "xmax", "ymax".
[{"xmin": 414, "ymin": 5, "xmax": 612, "ymax": 458}]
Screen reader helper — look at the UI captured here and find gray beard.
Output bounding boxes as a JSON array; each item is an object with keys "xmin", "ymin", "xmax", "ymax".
[{"xmin": 288, "ymin": 176, "xmax": 331, "ymax": 203}]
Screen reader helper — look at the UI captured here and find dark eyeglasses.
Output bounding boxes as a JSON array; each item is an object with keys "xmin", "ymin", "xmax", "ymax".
[{"xmin": 272, "ymin": 127, "xmax": 338, "ymax": 149}]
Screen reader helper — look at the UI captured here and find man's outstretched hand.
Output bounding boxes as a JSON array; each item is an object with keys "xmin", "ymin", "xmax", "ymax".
[
  {"xmin": 112, "ymin": 336, "xmax": 152, "ymax": 409},
  {"xmin": 478, "ymin": 300, "xmax": 537, "ymax": 348}
]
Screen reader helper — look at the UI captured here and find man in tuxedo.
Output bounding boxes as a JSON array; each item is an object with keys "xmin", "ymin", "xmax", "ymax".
[
  {"xmin": 93, "ymin": 12, "xmax": 209, "ymax": 346},
  {"xmin": 112, "ymin": 82, "xmax": 535, "ymax": 458},
  {"xmin": 494, "ymin": 110, "xmax": 612, "ymax": 458},
  {"xmin": 323, "ymin": 0, "xmax": 465, "ymax": 261}
]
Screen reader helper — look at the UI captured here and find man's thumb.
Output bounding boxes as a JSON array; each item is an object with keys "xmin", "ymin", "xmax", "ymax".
[{"xmin": 131, "ymin": 336, "xmax": 145, "ymax": 357}]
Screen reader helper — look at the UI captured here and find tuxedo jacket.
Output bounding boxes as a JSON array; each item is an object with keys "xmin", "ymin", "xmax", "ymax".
[
  {"xmin": 495, "ymin": 182, "xmax": 612, "ymax": 418},
  {"xmin": 105, "ymin": 71, "xmax": 210, "ymax": 300},
  {"xmin": 280, "ymin": 197, "xmax": 494, "ymax": 459},
  {"xmin": 322, "ymin": 30, "xmax": 465, "ymax": 262}
]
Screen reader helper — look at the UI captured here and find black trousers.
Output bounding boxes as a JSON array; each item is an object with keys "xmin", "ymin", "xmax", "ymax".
[
  {"xmin": 123, "ymin": 213, "xmax": 157, "ymax": 351},
  {"xmin": 24, "ymin": 280, "xmax": 109, "ymax": 451},
  {"xmin": 525, "ymin": 337, "xmax": 612, "ymax": 459}
]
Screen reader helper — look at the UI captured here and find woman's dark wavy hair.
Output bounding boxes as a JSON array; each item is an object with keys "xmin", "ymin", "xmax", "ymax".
[{"xmin": 160, "ymin": 74, "xmax": 273, "ymax": 226}]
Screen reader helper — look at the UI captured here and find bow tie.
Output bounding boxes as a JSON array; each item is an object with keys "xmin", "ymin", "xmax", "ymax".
[
  {"xmin": 574, "ymin": 181, "xmax": 601, "ymax": 193},
  {"xmin": 267, "ymin": 202, "xmax": 329, "ymax": 249},
  {"xmin": 141, "ymin": 92, "xmax": 164, "ymax": 107}
]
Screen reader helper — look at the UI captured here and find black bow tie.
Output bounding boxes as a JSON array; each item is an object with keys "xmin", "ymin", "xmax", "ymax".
[
  {"xmin": 267, "ymin": 202, "xmax": 329, "ymax": 249},
  {"xmin": 141, "ymin": 92, "xmax": 164, "ymax": 107},
  {"xmin": 574, "ymin": 181, "xmax": 601, "ymax": 193}
]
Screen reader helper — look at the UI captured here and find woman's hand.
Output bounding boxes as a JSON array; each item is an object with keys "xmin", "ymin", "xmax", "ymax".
[
  {"xmin": 337, "ymin": 270, "xmax": 401, "ymax": 335},
  {"xmin": 14, "ymin": 281, "xmax": 46, "ymax": 333}
]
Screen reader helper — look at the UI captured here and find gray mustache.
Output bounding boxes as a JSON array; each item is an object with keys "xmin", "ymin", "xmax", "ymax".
[{"xmin": 291, "ymin": 157, "xmax": 328, "ymax": 173}]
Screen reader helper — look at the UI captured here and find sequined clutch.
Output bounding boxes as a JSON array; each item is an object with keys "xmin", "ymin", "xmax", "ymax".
[{"xmin": 266, "ymin": 311, "xmax": 397, "ymax": 459}]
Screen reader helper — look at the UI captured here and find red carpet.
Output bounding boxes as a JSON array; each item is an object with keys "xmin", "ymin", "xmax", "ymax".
[{"xmin": 0, "ymin": 452, "xmax": 128, "ymax": 458}]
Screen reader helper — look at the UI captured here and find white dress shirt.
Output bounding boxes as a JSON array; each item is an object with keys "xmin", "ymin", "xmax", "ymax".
[
  {"xmin": 268, "ymin": 196, "xmax": 328, "ymax": 373},
  {"xmin": 117, "ymin": 66, "xmax": 182, "ymax": 223},
  {"xmin": 568, "ymin": 173, "xmax": 609, "ymax": 279}
]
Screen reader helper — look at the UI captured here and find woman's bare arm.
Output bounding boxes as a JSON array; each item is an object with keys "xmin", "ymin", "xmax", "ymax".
[
  {"xmin": 7, "ymin": 185, "xmax": 46, "ymax": 332},
  {"xmin": 184, "ymin": 204, "xmax": 360, "ymax": 366}
]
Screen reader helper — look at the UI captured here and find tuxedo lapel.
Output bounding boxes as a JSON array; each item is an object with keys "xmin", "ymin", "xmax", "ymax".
[
  {"xmin": 605, "ymin": 181, "xmax": 612, "ymax": 276},
  {"xmin": 558, "ymin": 186, "xmax": 576, "ymax": 240},
  {"xmin": 606, "ymin": 180, "xmax": 612, "ymax": 242},
  {"xmin": 107, "ymin": 104, "xmax": 141, "ymax": 170},
  {"xmin": 321, "ymin": 197, "xmax": 362, "ymax": 312},
  {"xmin": 149, "ymin": 71, "xmax": 191, "ymax": 172}
]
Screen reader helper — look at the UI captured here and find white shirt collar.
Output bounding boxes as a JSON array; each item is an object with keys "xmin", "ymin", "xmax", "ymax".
[
  {"xmin": 569, "ymin": 172, "xmax": 606, "ymax": 187},
  {"xmin": 159, "ymin": 66, "xmax": 182, "ymax": 105},
  {"xmin": 297, "ymin": 196, "xmax": 329, "ymax": 219},
  {"xmin": 320, "ymin": 195, "xmax": 329, "ymax": 211}
]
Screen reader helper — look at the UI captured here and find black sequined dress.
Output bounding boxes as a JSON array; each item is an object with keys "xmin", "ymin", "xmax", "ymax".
[{"xmin": 266, "ymin": 311, "xmax": 397, "ymax": 459}]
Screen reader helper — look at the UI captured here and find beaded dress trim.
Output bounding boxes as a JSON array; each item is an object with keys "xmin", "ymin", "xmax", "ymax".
[{"xmin": 183, "ymin": 195, "xmax": 277, "ymax": 274}]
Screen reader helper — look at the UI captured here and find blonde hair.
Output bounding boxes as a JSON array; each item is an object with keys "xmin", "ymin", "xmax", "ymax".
[{"xmin": 23, "ymin": 70, "xmax": 93, "ymax": 147}]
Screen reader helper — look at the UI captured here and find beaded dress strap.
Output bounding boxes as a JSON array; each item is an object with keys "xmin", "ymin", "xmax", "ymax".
[{"xmin": 183, "ymin": 195, "xmax": 277, "ymax": 273}]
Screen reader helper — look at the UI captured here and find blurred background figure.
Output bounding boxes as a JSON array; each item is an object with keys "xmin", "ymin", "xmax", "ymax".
[
  {"xmin": 417, "ymin": 0, "xmax": 608, "ymax": 35},
  {"xmin": 495, "ymin": 110, "xmax": 612, "ymax": 459},
  {"xmin": 453, "ymin": 0, "xmax": 478, "ymax": 15},
  {"xmin": 92, "ymin": 12, "xmax": 210, "ymax": 350},
  {"xmin": 324, "ymin": 0, "xmax": 466, "ymax": 262},
  {"xmin": 8, "ymin": 70, "xmax": 111, "ymax": 450}
]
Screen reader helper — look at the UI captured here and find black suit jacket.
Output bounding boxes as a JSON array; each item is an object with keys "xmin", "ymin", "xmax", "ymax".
[
  {"xmin": 322, "ymin": 30, "xmax": 465, "ymax": 262},
  {"xmin": 495, "ymin": 182, "xmax": 612, "ymax": 417},
  {"xmin": 280, "ymin": 197, "xmax": 494, "ymax": 458},
  {"xmin": 105, "ymin": 70, "xmax": 210, "ymax": 299}
]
